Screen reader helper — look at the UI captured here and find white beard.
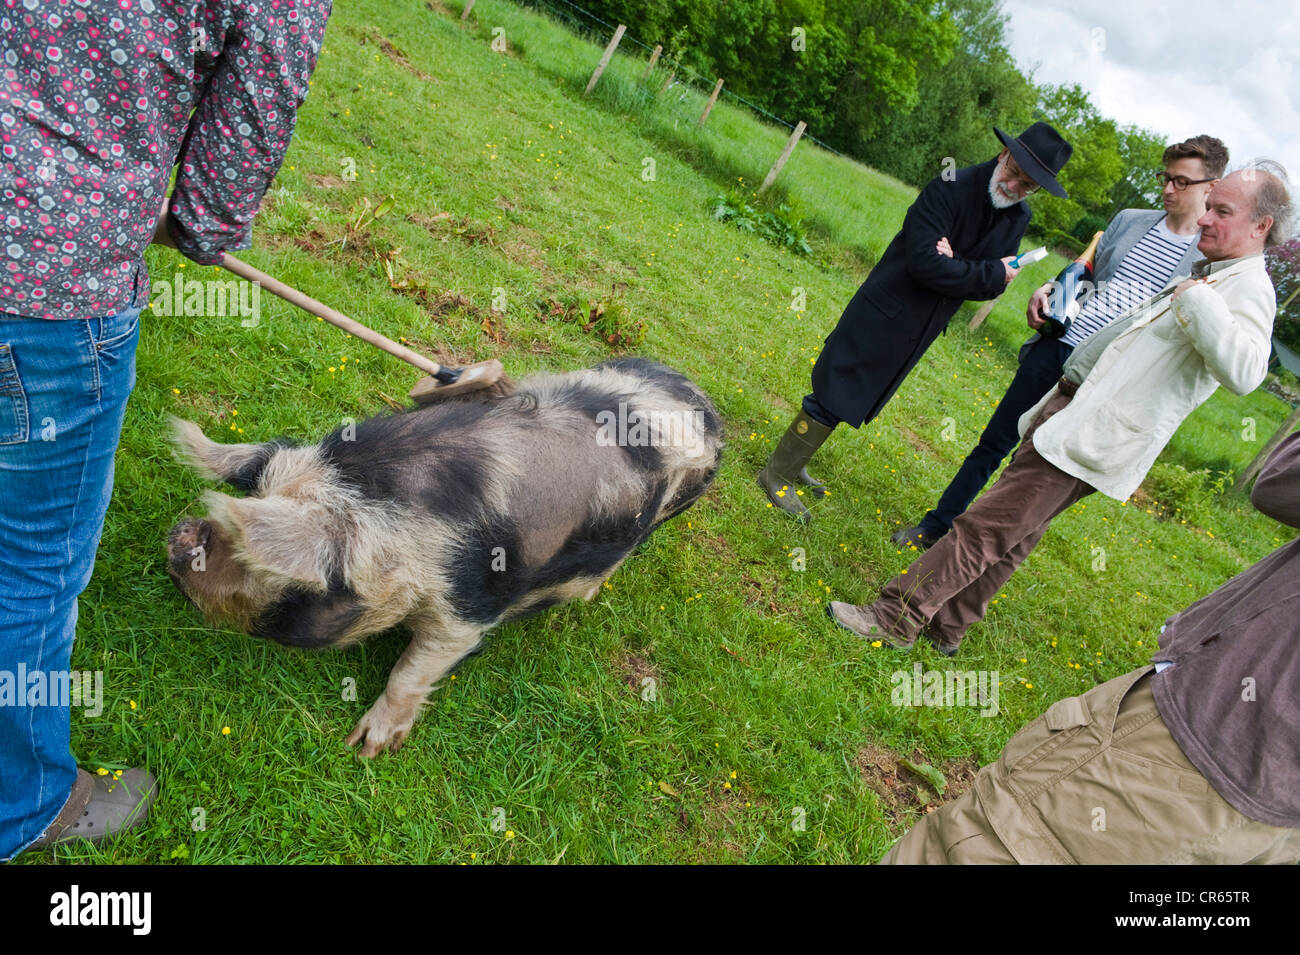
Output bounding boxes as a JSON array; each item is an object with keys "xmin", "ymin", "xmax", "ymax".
[{"xmin": 988, "ymin": 174, "xmax": 1020, "ymax": 210}]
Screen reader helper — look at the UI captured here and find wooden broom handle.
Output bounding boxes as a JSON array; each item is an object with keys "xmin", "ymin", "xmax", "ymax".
[{"xmin": 220, "ymin": 252, "xmax": 450, "ymax": 379}]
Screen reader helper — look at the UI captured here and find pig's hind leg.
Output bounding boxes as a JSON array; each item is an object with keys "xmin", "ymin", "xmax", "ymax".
[{"xmin": 169, "ymin": 416, "xmax": 295, "ymax": 492}]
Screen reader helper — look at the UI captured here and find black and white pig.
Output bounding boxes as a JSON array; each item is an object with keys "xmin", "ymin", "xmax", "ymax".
[{"xmin": 166, "ymin": 358, "xmax": 722, "ymax": 756}]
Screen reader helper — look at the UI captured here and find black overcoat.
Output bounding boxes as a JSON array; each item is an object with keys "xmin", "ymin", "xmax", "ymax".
[{"xmin": 810, "ymin": 158, "xmax": 1031, "ymax": 428}]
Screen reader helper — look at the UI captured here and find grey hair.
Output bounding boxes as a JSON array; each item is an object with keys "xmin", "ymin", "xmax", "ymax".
[{"xmin": 1240, "ymin": 159, "xmax": 1295, "ymax": 247}]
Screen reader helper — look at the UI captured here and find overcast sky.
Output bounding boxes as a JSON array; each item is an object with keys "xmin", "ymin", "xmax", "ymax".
[{"xmin": 1001, "ymin": 0, "xmax": 1300, "ymax": 183}]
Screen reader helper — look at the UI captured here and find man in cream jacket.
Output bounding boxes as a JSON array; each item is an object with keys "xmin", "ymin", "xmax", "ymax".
[{"xmin": 828, "ymin": 163, "xmax": 1291, "ymax": 654}]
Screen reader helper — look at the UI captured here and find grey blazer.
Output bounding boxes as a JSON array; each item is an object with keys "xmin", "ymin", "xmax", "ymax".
[{"xmin": 1018, "ymin": 208, "xmax": 1203, "ymax": 361}]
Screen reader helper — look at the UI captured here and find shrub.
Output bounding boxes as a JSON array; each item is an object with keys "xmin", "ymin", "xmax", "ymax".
[
  {"xmin": 1142, "ymin": 461, "xmax": 1230, "ymax": 529},
  {"xmin": 537, "ymin": 295, "xmax": 646, "ymax": 350},
  {"xmin": 709, "ymin": 189, "xmax": 812, "ymax": 255}
]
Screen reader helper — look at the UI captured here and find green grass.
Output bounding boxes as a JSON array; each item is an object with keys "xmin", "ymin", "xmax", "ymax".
[
  {"xmin": 25, "ymin": 0, "xmax": 1295, "ymax": 864},
  {"xmin": 453, "ymin": 0, "xmax": 918, "ymax": 269}
]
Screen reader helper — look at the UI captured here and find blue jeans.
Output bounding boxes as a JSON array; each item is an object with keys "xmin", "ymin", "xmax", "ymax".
[
  {"xmin": 919, "ymin": 336, "xmax": 1074, "ymax": 538},
  {"xmin": 0, "ymin": 306, "xmax": 140, "ymax": 861}
]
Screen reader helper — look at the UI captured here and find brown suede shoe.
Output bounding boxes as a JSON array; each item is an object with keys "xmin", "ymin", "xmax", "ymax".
[
  {"xmin": 826, "ymin": 601, "xmax": 915, "ymax": 649},
  {"xmin": 25, "ymin": 769, "xmax": 93, "ymax": 850},
  {"xmin": 28, "ymin": 768, "xmax": 158, "ymax": 850}
]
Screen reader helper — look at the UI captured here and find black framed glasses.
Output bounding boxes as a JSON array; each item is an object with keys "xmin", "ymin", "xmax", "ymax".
[
  {"xmin": 999, "ymin": 154, "xmax": 1040, "ymax": 193},
  {"xmin": 1158, "ymin": 171, "xmax": 1215, "ymax": 191}
]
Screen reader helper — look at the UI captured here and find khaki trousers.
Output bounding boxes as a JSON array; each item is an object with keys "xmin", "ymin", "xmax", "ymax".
[{"xmin": 880, "ymin": 667, "xmax": 1300, "ymax": 864}]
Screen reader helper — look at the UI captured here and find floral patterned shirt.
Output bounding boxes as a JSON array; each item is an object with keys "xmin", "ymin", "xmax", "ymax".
[{"xmin": 0, "ymin": 0, "xmax": 331, "ymax": 320}]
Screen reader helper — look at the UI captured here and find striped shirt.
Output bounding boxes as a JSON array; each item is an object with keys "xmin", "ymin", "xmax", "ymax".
[{"xmin": 1061, "ymin": 218, "xmax": 1198, "ymax": 347}]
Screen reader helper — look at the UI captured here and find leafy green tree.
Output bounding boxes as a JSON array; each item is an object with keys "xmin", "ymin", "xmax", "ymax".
[
  {"xmin": 826, "ymin": 0, "xmax": 959, "ymax": 156},
  {"xmin": 705, "ymin": 0, "xmax": 774, "ymax": 79},
  {"xmin": 1027, "ymin": 83, "xmax": 1124, "ymax": 238},
  {"xmin": 1108, "ymin": 124, "xmax": 1167, "ymax": 216},
  {"xmin": 719, "ymin": 1, "xmax": 848, "ymax": 136},
  {"xmin": 856, "ymin": 0, "xmax": 1035, "ymax": 185}
]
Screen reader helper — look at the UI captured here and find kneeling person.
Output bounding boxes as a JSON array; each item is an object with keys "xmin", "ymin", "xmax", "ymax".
[{"xmin": 878, "ymin": 430, "xmax": 1300, "ymax": 864}]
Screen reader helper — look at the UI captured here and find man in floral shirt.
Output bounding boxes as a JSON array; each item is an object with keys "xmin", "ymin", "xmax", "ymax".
[{"xmin": 0, "ymin": 0, "xmax": 331, "ymax": 860}]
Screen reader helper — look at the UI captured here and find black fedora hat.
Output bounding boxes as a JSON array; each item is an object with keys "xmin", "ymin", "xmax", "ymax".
[{"xmin": 993, "ymin": 122, "xmax": 1072, "ymax": 198}]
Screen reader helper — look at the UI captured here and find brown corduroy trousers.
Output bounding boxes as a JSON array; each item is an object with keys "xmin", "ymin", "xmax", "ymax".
[{"xmin": 871, "ymin": 387, "xmax": 1093, "ymax": 650}]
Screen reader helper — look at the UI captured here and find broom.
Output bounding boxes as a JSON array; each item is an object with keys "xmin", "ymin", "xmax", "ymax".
[
  {"xmin": 153, "ymin": 199, "xmax": 505, "ymax": 404},
  {"xmin": 219, "ymin": 253, "xmax": 505, "ymax": 404}
]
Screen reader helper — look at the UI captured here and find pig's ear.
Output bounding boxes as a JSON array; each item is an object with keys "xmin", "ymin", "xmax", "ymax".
[{"xmin": 202, "ymin": 490, "xmax": 341, "ymax": 591}]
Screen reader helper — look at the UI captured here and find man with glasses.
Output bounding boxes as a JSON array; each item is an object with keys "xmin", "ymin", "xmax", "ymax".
[
  {"xmin": 757, "ymin": 123, "xmax": 1072, "ymax": 523},
  {"xmin": 892, "ymin": 135, "xmax": 1228, "ymax": 550}
]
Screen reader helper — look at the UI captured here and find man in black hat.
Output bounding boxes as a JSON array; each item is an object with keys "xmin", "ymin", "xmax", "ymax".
[{"xmin": 757, "ymin": 122, "xmax": 1072, "ymax": 522}]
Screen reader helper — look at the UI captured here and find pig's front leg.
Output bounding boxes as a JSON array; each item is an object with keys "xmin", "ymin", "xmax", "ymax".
[{"xmin": 345, "ymin": 613, "xmax": 485, "ymax": 757}]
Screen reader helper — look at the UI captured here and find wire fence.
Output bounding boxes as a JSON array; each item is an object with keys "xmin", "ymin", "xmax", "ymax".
[{"xmin": 512, "ymin": 0, "xmax": 845, "ymax": 157}]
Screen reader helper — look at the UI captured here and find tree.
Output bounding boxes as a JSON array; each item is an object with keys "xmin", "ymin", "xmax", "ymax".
[
  {"xmin": 1107, "ymin": 124, "xmax": 1166, "ymax": 217},
  {"xmin": 1026, "ymin": 84, "xmax": 1125, "ymax": 238},
  {"xmin": 711, "ymin": 0, "xmax": 849, "ymax": 137},
  {"xmin": 826, "ymin": 0, "xmax": 959, "ymax": 157},
  {"xmin": 1266, "ymin": 238, "xmax": 1300, "ymax": 352},
  {"xmin": 855, "ymin": 0, "xmax": 1036, "ymax": 185}
]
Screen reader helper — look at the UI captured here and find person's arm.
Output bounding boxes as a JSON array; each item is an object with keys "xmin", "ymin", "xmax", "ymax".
[
  {"xmin": 165, "ymin": 2, "xmax": 331, "ymax": 264},
  {"xmin": 901, "ymin": 177, "xmax": 1018, "ymax": 300},
  {"xmin": 1088, "ymin": 208, "xmax": 1128, "ymax": 282},
  {"xmin": 1027, "ymin": 211, "xmax": 1127, "ymax": 329},
  {"xmin": 1251, "ymin": 431, "xmax": 1300, "ymax": 528},
  {"xmin": 152, "ymin": 198, "xmax": 176, "ymax": 248},
  {"xmin": 1168, "ymin": 274, "xmax": 1274, "ymax": 396}
]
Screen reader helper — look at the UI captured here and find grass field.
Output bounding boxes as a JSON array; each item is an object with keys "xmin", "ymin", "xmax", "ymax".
[{"xmin": 24, "ymin": 0, "xmax": 1296, "ymax": 864}]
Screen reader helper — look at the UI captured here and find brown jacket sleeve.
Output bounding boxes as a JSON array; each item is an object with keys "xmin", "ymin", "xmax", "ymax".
[{"xmin": 1251, "ymin": 430, "xmax": 1300, "ymax": 528}]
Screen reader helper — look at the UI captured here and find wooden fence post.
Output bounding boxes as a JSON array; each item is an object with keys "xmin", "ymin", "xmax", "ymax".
[
  {"xmin": 461, "ymin": 0, "xmax": 476, "ymax": 20},
  {"xmin": 659, "ymin": 69, "xmax": 676, "ymax": 93},
  {"xmin": 758, "ymin": 121, "xmax": 807, "ymax": 194},
  {"xmin": 642, "ymin": 45, "xmax": 661, "ymax": 78},
  {"xmin": 967, "ymin": 295, "xmax": 1002, "ymax": 330},
  {"xmin": 698, "ymin": 78, "xmax": 723, "ymax": 125},
  {"xmin": 585, "ymin": 24, "xmax": 626, "ymax": 95},
  {"xmin": 1235, "ymin": 401, "xmax": 1300, "ymax": 490}
]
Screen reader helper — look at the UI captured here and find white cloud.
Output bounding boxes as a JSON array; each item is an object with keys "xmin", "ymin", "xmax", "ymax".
[{"xmin": 1001, "ymin": 0, "xmax": 1300, "ymax": 179}]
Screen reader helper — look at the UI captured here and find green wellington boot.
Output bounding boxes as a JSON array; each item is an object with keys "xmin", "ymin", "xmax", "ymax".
[
  {"xmin": 757, "ymin": 411, "xmax": 834, "ymax": 521},
  {"xmin": 795, "ymin": 464, "xmax": 829, "ymax": 497}
]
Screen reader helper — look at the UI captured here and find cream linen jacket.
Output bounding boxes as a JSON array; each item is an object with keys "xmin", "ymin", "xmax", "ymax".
[{"xmin": 1018, "ymin": 253, "xmax": 1275, "ymax": 501}]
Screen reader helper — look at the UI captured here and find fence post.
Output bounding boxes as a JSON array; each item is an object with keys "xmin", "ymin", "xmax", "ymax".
[
  {"xmin": 1235, "ymin": 401, "xmax": 1300, "ymax": 490},
  {"xmin": 585, "ymin": 24, "xmax": 627, "ymax": 95},
  {"xmin": 698, "ymin": 78, "xmax": 724, "ymax": 125},
  {"xmin": 461, "ymin": 0, "xmax": 476, "ymax": 20},
  {"xmin": 643, "ymin": 44, "xmax": 662, "ymax": 78},
  {"xmin": 659, "ymin": 69, "xmax": 676, "ymax": 93},
  {"xmin": 967, "ymin": 295, "xmax": 1001, "ymax": 330},
  {"xmin": 758, "ymin": 121, "xmax": 807, "ymax": 194}
]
